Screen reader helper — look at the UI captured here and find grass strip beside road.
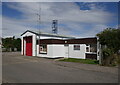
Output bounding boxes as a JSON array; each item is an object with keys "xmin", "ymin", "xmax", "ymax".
[{"xmin": 59, "ymin": 58, "xmax": 99, "ymax": 64}]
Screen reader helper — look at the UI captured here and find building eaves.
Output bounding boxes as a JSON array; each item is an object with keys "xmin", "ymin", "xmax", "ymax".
[{"xmin": 21, "ymin": 30, "xmax": 75, "ymax": 39}]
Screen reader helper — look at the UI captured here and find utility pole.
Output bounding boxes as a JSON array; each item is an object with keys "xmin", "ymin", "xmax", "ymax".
[
  {"xmin": 99, "ymin": 41, "xmax": 102, "ymax": 65},
  {"xmin": 97, "ymin": 37, "xmax": 102, "ymax": 65}
]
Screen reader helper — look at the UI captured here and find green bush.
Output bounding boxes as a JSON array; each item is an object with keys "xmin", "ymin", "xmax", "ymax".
[
  {"xmin": 102, "ymin": 48, "xmax": 113, "ymax": 59},
  {"xmin": 97, "ymin": 28, "xmax": 120, "ymax": 66},
  {"xmin": 102, "ymin": 48, "xmax": 119, "ymax": 66}
]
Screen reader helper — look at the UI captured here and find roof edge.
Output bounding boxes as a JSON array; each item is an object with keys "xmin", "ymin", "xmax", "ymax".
[
  {"xmin": 21, "ymin": 30, "xmax": 38, "ymax": 36},
  {"xmin": 21, "ymin": 30, "xmax": 75, "ymax": 38}
]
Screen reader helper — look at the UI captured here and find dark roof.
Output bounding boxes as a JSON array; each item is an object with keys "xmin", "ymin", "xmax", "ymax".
[{"xmin": 21, "ymin": 30, "xmax": 75, "ymax": 38}]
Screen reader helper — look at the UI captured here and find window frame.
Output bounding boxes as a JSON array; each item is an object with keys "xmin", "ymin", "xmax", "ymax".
[
  {"xmin": 39, "ymin": 44, "xmax": 47, "ymax": 54},
  {"xmin": 73, "ymin": 44, "xmax": 80, "ymax": 50},
  {"xmin": 86, "ymin": 44, "xmax": 90, "ymax": 52}
]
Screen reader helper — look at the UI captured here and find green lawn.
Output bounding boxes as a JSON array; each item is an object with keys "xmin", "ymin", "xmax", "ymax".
[{"xmin": 59, "ymin": 58, "xmax": 99, "ymax": 64}]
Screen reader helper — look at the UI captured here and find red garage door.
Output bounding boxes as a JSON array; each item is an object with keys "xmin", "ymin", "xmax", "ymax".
[{"xmin": 26, "ymin": 36, "xmax": 32, "ymax": 56}]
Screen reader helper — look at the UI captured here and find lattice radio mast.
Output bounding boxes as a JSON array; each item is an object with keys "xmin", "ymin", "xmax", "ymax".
[
  {"xmin": 36, "ymin": 2, "xmax": 41, "ymax": 51},
  {"xmin": 52, "ymin": 20, "xmax": 58, "ymax": 34}
]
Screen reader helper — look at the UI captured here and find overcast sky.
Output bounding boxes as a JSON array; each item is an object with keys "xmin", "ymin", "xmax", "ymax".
[{"xmin": 2, "ymin": 2, "xmax": 118, "ymax": 38}]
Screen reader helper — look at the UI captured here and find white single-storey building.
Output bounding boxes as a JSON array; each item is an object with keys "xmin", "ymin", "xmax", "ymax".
[{"xmin": 21, "ymin": 30, "xmax": 100, "ymax": 60}]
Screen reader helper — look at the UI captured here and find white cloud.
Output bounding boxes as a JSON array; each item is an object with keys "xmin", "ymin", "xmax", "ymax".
[
  {"xmin": 6, "ymin": 2, "xmax": 114, "ymax": 24},
  {"xmin": 2, "ymin": 2, "xmax": 117, "ymax": 38},
  {"xmin": 78, "ymin": 24, "xmax": 108, "ymax": 37},
  {"xmin": 2, "ymin": 16, "xmax": 38, "ymax": 37}
]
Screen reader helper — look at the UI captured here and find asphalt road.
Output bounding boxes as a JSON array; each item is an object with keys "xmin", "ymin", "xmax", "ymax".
[{"xmin": 2, "ymin": 52, "xmax": 118, "ymax": 83}]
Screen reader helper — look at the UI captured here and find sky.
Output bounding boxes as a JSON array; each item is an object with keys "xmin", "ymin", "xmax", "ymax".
[{"xmin": 1, "ymin": 2, "xmax": 118, "ymax": 38}]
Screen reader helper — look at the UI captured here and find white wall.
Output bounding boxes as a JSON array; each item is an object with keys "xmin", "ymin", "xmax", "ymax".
[
  {"xmin": 36, "ymin": 44, "xmax": 86, "ymax": 59},
  {"xmin": 64, "ymin": 46, "xmax": 69, "ymax": 58},
  {"xmin": 52, "ymin": 44, "xmax": 65, "ymax": 57},
  {"xmin": 37, "ymin": 44, "xmax": 65, "ymax": 58},
  {"xmin": 21, "ymin": 37, "xmax": 23, "ymax": 55},
  {"xmin": 21, "ymin": 36, "xmax": 26, "ymax": 55},
  {"xmin": 37, "ymin": 44, "xmax": 53, "ymax": 58},
  {"xmin": 32, "ymin": 35, "xmax": 37, "ymax": 56},
  {"xmin": 68, "ymin": 44, "xmax": 86, "ymax": 59},
  {"xmin": 24, "ymin": 39, "xmax": 26, "ymax": 55}
]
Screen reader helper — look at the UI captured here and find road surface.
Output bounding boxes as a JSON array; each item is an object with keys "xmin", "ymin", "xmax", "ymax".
[{"xmin": 2, "ymin": 52, "xmax": 118, "ymax": 83}]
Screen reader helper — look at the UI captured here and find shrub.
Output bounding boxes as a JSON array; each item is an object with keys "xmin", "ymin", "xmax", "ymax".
[{"xmin": 102, "ymin": 48, "xmax": 119, "ymax": 66}]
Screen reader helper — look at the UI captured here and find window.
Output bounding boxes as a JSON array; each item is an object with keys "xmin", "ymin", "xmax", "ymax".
[
  {"xmin": 86, "ymin": 44, "xmax": 90, "ymax": 52},
  {"xmin": 39, "ymin": 44, "xmax": 47, "ymax": 54},
  {"xmin": 86, "ymin": 44, "xmax": 97, "ymax": 53},
  {"xmin": 74, "ymin": 45, "xmax": 80, "ymax": 50},
  {"xmin": 90, "ymin": 44, "xmax": 97, "ymax": 52},
  {"xmin": 86, "ymin": 47, "xmax": 89, "ymax": 52}
]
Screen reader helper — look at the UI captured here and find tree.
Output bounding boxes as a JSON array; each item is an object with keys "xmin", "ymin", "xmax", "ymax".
[
  {"xmin": 2, "ymin": 37, "xmax": 21, "ymax": 51},
  {"xmin": 14, "ymin": 38, "xmax": 21, "ymax": 51},
  {"xmin": 96, "ymin": 28, "xmax": 120, "ymax": 66},
  {"xmin": 97, "ymin": 28, "xmax": 120, "ymax": 54}
]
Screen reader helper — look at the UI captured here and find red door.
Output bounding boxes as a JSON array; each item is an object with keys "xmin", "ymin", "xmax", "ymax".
[{"xmin": 26, "ymin": 36, "xmax": 32, "ymax": 56}]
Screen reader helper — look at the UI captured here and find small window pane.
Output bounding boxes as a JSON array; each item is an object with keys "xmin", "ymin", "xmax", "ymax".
[
  {"xmin": 86, "ymin": 47, "xmax": 89, "ymax": 52},
  {"xmin": 90, "ymin": 44, "xmax": 97, "ymax": 52},
  {"xmin": 74, "ymin": 45, "xmax": 80, "ymax": 50},
  {"xmin": 39, "ymin": 44, "xmax": 47, "ymax": 54}
]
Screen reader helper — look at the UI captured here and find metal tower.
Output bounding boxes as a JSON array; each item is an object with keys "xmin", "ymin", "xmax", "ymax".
[{"xmin": 52, "ymin": 20, "xmax": 58, "ymax": 34}]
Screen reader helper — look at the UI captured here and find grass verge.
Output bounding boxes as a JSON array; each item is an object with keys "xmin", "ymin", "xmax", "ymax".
[{"xmin": 59, "ymin": 58, "xmax": 99, "ymax": 64}]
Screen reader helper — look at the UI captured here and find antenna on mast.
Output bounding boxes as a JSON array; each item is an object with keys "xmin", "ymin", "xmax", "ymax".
[
  {"xmin": 36, "ymin": 2, "xmax": 41, "ymax": 53},
  {"xmin": 37, "ymin": 2, "xmax": 41, "ymax": 33}
]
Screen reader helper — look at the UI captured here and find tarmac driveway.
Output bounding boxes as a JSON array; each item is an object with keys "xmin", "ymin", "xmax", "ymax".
[{"xmin": 2, "ymin": 52, "xmax": 118, "ymax": 83}]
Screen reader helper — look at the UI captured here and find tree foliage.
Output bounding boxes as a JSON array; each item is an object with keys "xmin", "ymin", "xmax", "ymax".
[
  {"xmin": 97, "ymin": 28, "xmax": 120, "ymax": 54},
  {"xmin": 96, "ymin": 28, "xmax": 120, "ymax": 66},
  {"xmin": 2, "ymin": 37, "xmax": 21, "ymax": 51}
]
